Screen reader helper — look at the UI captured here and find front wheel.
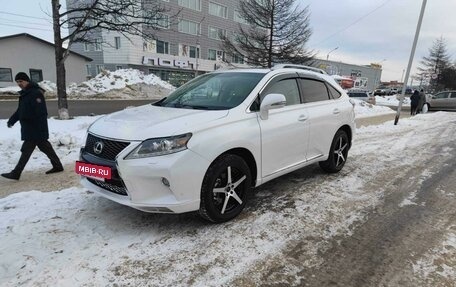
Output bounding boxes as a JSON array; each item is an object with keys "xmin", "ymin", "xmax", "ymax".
[
  {"xmin": 319, "ymin": 130, "xmax": 349, "ymax": 173},
  {"xmin": 199, "ymin": 154, "xmax": 252, "ymax": 223}
]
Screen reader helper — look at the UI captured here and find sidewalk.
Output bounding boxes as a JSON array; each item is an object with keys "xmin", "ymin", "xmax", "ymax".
[{"xmin": 355, "ymin": 112, "xmax": 411, "ymax": 128}]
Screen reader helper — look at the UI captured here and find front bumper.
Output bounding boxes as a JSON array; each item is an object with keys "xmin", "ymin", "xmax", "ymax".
[{"xmin": 80, "ymin": 147, "xmax": 211, "ymax": 214}]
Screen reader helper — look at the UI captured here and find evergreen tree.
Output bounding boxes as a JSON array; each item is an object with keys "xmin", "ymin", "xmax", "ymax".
[
  {"xmin": 417, "ymin": 37, "xmax": 451, "ymax": 91},
  {"xmin": 221, "ymin": 0, "xmax": 314, "ymax": 68}
]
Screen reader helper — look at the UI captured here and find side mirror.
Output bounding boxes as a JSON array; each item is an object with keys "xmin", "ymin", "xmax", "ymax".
[{"xmin": 260, "ymin": 93, "xmax": 286, "ymax": 120}]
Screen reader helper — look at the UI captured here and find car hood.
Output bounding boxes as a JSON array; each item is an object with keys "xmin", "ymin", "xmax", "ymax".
[{"xmin": 88, "ymin": 104, "xmax": 229, "ymax": 140}]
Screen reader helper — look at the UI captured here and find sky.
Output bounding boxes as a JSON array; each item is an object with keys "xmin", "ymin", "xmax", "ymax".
[{"xmin": 1, "ymin": 0, "xmax": 455, "ymax": 83}]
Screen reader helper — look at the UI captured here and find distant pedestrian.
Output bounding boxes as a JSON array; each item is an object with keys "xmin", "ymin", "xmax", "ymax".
[
  {"xmin": 1, "ymin": 72, "xmax": 63, "ymax": 180},
  {"xmin": 410, "ymin": 90, "xmax": 420, "ymax": 116},
  {"xmin": 417, "ymin": 89, "xmax": 426, "ymax": 113}
]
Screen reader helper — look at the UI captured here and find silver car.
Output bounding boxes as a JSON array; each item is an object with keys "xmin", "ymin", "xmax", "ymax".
[{"xmin": 425, "ymin": 91, "xmax": 456, "ymax": 111}]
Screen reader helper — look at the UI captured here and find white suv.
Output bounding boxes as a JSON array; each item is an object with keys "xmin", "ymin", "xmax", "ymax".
[{"xmin": 77, "ymin": 65, "xmax": 355, "ymax": 222}]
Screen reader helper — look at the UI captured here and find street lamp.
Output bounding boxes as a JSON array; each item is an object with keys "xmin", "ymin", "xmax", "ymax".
[{"xmin": 326, "ymin": 47, "xmax": 338, "ymax": 61}]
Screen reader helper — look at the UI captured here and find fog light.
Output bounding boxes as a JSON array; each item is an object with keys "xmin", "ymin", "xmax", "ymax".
[{"xmin": 161, "ymin": 177, "xmax": 170, "ymax": 187}]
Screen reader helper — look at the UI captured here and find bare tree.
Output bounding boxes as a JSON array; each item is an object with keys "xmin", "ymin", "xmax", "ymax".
[
  {"xmin": 221, "ymin": 0, "xmax": 314, "ymax": 68},
  {"xmin": 416, "ymin": 37, "xmax": 451, "ymax": 92},
  {"xmin": 51, "ymin": 0, "xmax": 168, "ymax": 119}
]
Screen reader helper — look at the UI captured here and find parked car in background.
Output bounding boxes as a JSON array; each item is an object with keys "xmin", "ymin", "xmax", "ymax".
[
  {"xmin": 374, "ymin": 87, "xmax": 392, "ymax": 96},
  {"xmin": 76, "ymin": 65, "xmax": 356, "ymax": 223},
  {"xmin": 347, "ymin": 89, "xmax": 376, "ymax": 105},
  {"xmin": 424, "ymin": 91, "xmax": 456, "ymax": 111}
]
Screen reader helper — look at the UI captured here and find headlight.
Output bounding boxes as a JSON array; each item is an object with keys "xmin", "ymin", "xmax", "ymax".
[{"xmin": 125, "ymin": 133, "xmax": 192, "ymax": 159}]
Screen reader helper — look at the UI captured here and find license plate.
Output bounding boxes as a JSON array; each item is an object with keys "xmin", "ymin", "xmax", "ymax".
[{"xmin": 75, "ymin": 161, "xmax": 112, "ymax": 180}]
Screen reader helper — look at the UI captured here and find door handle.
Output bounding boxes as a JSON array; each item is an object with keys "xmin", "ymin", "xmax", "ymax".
[
  {"xmin": 333, "ymin": 108, "xmax": 340, "ymax": 114},
  {"xmin": 298, "ymin": 115, "xmax": 308, "ymax": 121}
]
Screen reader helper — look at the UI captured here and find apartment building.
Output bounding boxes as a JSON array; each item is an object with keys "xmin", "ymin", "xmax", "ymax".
[{"xmin": 68, "ymin": 0, "xmax": 248, "ymax": 85}]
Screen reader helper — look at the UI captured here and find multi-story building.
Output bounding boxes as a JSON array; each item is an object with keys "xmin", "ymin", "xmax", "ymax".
[{"xmin": 68, "ymin": 0, "xmax": 249, "ymax": 85}]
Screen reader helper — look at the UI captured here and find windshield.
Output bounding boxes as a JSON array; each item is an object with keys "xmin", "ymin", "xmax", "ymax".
[{"xmin": 154, "ymin": 72, "xmax": 264, "ymax": 110}]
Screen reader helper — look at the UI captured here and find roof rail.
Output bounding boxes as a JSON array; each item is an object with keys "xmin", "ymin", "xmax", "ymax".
[{"xmin": 271, "ymin": 64, "xmax": 327, "ymax": 74}]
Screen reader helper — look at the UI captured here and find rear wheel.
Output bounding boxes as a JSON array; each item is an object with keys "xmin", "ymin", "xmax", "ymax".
[
  {"xmin": 199, "ymin": 154, "xmax": 252, "ymax": 223},
  {"xmin": 319, "ymin": 130, "xmax": 349, "ymax": 173}
]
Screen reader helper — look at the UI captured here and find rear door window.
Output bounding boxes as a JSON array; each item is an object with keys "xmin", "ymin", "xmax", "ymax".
[{"xmin": 298, "ymin": 78, "xmax": 330, "ymax": 103}]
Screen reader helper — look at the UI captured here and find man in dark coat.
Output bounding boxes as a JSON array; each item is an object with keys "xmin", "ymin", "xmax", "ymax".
[
  {"xmin": 410, "ymin": 90, "xmax": 420, "ymax": 116},
  {"xmin": 1, "ymin": 72, "xmax": 63, "ymax": 180}
]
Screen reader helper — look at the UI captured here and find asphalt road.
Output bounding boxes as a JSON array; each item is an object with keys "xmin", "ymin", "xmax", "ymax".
[{"xmin": 0, "ymin": 100, "xmax": 154, "ymax": 119}]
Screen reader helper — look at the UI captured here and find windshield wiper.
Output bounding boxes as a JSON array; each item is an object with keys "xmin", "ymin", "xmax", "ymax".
[{"xmin": 152, "ymin": 97, "xmax": 166, "ymax": 106}]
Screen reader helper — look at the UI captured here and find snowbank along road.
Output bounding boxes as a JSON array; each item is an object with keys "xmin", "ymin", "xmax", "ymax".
[{"xmin": 1, "ymin": 112, "xmax": 455, "ymax": 286}]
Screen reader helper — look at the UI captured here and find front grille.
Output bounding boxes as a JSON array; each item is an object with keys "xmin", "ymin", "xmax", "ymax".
[
  {"xmin": 87, "ymin": 178, "xmax": 128, "ymax": 196},
  {"xmin": 85, "ymin": 134, "xmax": 130, "ymax": 160}
]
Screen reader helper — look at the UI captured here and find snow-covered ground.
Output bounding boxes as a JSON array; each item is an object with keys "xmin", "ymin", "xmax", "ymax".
[{"xmin": 1, "ymin": 111, "xmax": 455, "ymax": 286}]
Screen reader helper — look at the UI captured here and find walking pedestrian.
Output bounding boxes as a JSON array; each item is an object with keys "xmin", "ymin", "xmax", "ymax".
[
  {"xmin": 417, "ymin": 89, "xmax": 426, "ymax": 113},
  {"xmin": 410, "ymin": 90, "xmax": 420, "ymax": 116},
  {"xmin": 1, "ymin": 72, "xmax": 63, "ymax": 180}
]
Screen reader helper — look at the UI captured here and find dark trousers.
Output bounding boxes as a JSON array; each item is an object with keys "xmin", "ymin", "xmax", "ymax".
[
  {"xmin": 411, "ymin": 104, "xmax": 418, "ymax": 115},
  {"xmin": 13, "ymin": 140, "xmax": 63, "ymax": 174}
]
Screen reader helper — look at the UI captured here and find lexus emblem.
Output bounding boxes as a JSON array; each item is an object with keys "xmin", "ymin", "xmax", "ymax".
[{"xmin": 93, "ymin": 141, "xmax": 104, "ymax": 155}]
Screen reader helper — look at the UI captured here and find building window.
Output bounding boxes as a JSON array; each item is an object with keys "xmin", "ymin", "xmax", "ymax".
[
  {"xmin": 145, "ymin": 12, "xmax": 169, "ymax": 29},
  {"xmin": 95, "ymin": 38, "xmax": 103, "ymax": 51},
  {"xmin": 0, "ymin": 68, "xmax": 12, "ymax": 82},
  {"xmin": 232, "ymin": 53, "xmax": 244, "ymax": 64},
  {"xmin": 115, "ymin": 37, "xmax": 121, "ymax": 49},
  {"xmin": 234, "ymin": 10, "xmax": 248, "ymax": 24},
  {"xmin": 156, "ymin": 40, "xmax": 169, "ymax": 54},
  {"xmin": 116, "ymin": 65, "xmax": 123, "ymax": 70},
  {"xmin": 189, "ymin": 46, "xmax": 200, "ymax": 58},
  {"xmin": 84, "ymin": 42, "xmax": 91, "ymax": 51},
  {"xmin": 96, "ymin": 65, "xmax": 104, "ymax": 74},
  {"xmin": 209, "ymin": 2, "xmax": 227, "ymax": 18},
  {"xmin": 178, "ymin": 0, "xmax": 201, "ymax": 11},
  {"xmin": 86, "ymin": 65, "xmax": 91, "ymax": 75},
  {"xmin": 208, "ymin": 49, "xmax": 224, "ymax": 61},
  {"xmin": 208, "ymin": 26, "xmax": 226, "ymax": 40},
  {"xmin": 29, "ymin": 69, "xmax": 43, "ymax": 82},
  {"xmin": 178, "ymin": 19, "xmax": 200, "ymax": 35},
  {"xmin": 180, "ymin": 44, "xmax": 200, "ymax": 58}
]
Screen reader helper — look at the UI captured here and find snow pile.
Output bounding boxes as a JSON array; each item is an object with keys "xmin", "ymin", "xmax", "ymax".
[
  {"xmin": 352, "ymin": 99, "xmax": 395, "ymax": 118},
  {"xmin": 0, "ymin": 69, "xmax": 175, "ymax": 100},
  {"xmin": 376, "ymin": 95, "xmax": 411, "ymax": 107},
  {"xmin": 67, "ymin": 69, "xmax": 175, "ymax": 99},
  {"xmin": 0, "ymin": 86, "xmax": 20, "ymax": 94}
]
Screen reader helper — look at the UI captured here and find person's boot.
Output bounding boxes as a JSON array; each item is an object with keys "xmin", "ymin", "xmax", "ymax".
[
  {"xmin": 45, "ymin": 166, "xmax": 64, "ymax": 174},
  {"xmin": 1, "ymin": 171, "xmax": 21, "ymax": 180}
]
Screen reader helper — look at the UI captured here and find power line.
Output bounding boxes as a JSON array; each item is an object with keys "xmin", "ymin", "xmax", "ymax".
[
  {"xmin": 0, "ymin": 11, "xmax": 49, "ymax": 21},
  {"xmin": 0, "ymin": 22, "xmax": 52, "ymax": 32},
  {"xmin": 0, "ymin": 17, "xmax": 51, "ymax": 27},
  {"xmin": 314, "ymin": 0, "xmax": 393, "ymax": 46}
]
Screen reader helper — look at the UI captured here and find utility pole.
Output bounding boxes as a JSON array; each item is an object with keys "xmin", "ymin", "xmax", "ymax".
[{"xmin": 395, "ymin": 0, "xmax": 427, "ymax": 125}]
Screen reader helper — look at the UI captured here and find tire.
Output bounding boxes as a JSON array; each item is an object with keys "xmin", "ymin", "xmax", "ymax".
[
  {"xmin": 319, "ymin": 130, "xmax": 349, "ymax": 173},
  {"xmin": 199, "ymin": 154, "xmax": 252, "ymax": 223}
]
